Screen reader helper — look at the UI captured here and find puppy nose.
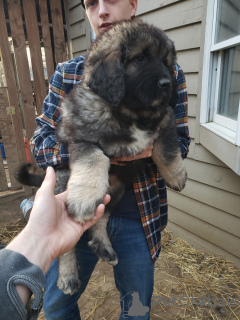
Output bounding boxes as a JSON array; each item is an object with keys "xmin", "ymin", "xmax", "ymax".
[{"xmin": 158, "ymin": 79, "xmax": 172, "ymax": 89}]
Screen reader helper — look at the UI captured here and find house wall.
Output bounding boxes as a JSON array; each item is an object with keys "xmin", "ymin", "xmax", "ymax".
[
  {"xmin": 138, "ymin": 0, "xmax": 240, "ymax": 266},
  {"xmin": 63, "ymin": 0, "xmax": 240, "ymax": 266},
  {"xmin": 64, "ymin": 0, "xmax": 92, "ymax": 57}
]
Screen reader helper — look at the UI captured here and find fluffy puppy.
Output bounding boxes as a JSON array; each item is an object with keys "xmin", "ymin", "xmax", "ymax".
[{"xmin": 16, "ymin": 18, "xmax": 187, "ymax": 295}]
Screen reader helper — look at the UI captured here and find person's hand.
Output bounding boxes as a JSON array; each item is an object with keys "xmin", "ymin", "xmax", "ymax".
[
  {"xmin": 110, "ymin": 143, "xmax": 153, "ymax": 166},
  {"xmin": 8, "ymin": 166, "xmax": 110, "ymax": 274},
  {"xmin": 26, "ymin": 167, "xmax": 110, "ymax": 263}
]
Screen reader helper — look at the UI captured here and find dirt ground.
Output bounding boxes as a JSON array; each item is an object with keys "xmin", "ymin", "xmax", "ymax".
[
  {"xmin": 0, "ymin": 191, "xmax": 27, "ymax": 226},
  {"xmin": 0, "ymin": 201, "xmax": 240, "ymax": 320}
]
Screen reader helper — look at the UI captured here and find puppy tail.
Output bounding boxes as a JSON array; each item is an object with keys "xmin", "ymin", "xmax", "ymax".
[{"xmin": 15, "ymin": 164, "xmax": 45, "ymax": 187}]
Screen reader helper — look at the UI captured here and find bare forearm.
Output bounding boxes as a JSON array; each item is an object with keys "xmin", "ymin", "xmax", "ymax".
[{"xmin": 7, "ymin": 227, "xmax": 52, "ymax": 274}]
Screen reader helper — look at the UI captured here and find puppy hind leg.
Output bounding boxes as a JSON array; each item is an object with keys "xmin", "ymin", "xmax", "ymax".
[
  {"xmin": 57, "ymin": 248, "xmax": 81, "ymax": 295},
  {"xmin": 88, "ymin": 179, "xmax": 125, "ymax": 266},
  {"xmin": 88, "ymin": 211, "xmax": 118, "ymax": 265}
]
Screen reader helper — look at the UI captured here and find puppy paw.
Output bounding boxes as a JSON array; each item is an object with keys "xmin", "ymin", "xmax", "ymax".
[
  {"xmin": 67, "ymin": 192, "xmax": 104, "ymax": 223},
  {"xmin": 88, "ymin": 238, "xmax": 118, "ymax": 266},
  {"xmin": 58, "ymin": 248, "xmax": 81, "ymax": 295},
  {"xmin": 166, "ymin": 168, "xmax": 187, "ymax": 191},
  {"xmin": 57, "ymin": 275, "xmax": 81, "ymax": 295},
  {"xmin": 156, "ymin": 153, "xmax": 187, "ymax": 192}
]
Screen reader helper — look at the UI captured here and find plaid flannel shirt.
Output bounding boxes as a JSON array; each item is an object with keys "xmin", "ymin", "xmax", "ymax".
[{"xmin": 29, "ymin": 56, "xmax": 190, "ymax": 262}]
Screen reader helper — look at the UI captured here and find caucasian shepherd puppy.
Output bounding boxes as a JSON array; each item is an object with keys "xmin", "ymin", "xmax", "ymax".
[{"xmin": 16, "ymin": 19, "xmax": 187, "ymax": 294}]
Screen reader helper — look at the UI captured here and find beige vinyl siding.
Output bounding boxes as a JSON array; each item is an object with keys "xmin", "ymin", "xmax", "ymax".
[
  {"xmin": 137, "ymin": 0, "xmax": 240, "ymax": 266},
  {"xmin": 63, "ymin": 0, "xmax": 240, "ymax": 266},
  {"xmin": 64, "ymin": 0, "xmax": 91, "ymax": 57},
  {"xmin": 167, "ymin": 221, "xmax": 240, "ymax": 265}
]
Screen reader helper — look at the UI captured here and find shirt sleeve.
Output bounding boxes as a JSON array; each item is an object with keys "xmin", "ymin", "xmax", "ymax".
[
  {"xmin": 29, "ymin": 57, "xmax": 85, "ymax": 169},
  {"xmin": 174, "ymin": 63, "xmax": 191, "ymax": 158},
  {"xmin": 0, "ymin": 249, "xmax": 45, "ymax": 320}
]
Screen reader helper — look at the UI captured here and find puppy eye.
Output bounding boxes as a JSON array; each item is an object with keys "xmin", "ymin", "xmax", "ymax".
[{"xmin": 134, "ymin": 54, "xmax": 147, "ymax": 64}]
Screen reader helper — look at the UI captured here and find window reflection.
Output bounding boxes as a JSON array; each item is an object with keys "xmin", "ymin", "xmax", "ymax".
[
  {"xmin": 215, "ymin": 0, "xmax": 240, "ymax": 43},
  {"xmin": 218, "ymin": 45, "xmax": 240, "ymax": 121}
]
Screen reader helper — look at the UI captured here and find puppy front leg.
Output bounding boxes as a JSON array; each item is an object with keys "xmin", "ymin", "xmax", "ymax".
[
  {"xmin": 67, "ymin": 142, "xmax": 110, "ymax": 223},
  {"xmin": 152, "ymin": 107, "xmax": 187, "ymax": 191},
  {"xmin": 58, "ymin": 143, "xmax": 109, "ymax": 295}
]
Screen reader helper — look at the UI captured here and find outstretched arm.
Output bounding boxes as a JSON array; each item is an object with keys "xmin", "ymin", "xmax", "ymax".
[{"xmin": 5, "ymin": 167, "xmax": 110, "ymax": 306}]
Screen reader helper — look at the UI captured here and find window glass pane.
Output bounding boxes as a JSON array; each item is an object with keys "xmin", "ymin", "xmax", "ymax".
[
  {"xmin": 218, "ymin": 45, "xmax": 240, "ymax": 121},
  {"xmin": 215, "ymin": 0, "xmax": 240, "ymax": 43}
]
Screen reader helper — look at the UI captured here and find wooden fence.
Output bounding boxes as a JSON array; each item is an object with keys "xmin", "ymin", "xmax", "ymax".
[{"xmin": 0, "ymin": 0, "xmax": 68, "ymax": 195}]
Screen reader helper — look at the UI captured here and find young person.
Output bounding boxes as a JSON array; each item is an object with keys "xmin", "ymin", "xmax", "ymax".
[
  {"xmin": 22, "ymin": 0, "xmax": 190, "ymax": 319},
  {"xmin": 0, "ymin": 167, "xmax": 109, "ymax": 319}
]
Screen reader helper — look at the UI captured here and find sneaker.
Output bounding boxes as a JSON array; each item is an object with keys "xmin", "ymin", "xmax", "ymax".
[{"xmin": 20, "ymin": 197, "xmax": 34, "ymax": 220}]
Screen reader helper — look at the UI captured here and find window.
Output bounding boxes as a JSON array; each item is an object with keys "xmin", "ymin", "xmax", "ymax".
[{"xmin": 200, "ymin": 0, "xmax": 240, "ymax": 174}]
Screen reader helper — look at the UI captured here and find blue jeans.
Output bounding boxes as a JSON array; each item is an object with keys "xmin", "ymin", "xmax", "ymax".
[{"xmin": 43, "ymin": 216, "xmax": 155, "ymax": 320}]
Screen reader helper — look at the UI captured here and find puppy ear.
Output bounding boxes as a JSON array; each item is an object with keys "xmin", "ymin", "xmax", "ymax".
[
  {"xmin": 152, "ymin": 27, "xmax": 176, "ymax": 67},
  {"xmin": 166, "ymin": 39, "xmax": 177, "ymax": 67},
  {"xmin": 86, "ymin": 44, "xmax": 126, "ymax": 106}
]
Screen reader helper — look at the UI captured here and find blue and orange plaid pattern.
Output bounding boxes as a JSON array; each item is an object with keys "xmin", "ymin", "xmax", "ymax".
[{"xmin": 28, "ymin": 56, "xmax": 190, "ymax": 262}]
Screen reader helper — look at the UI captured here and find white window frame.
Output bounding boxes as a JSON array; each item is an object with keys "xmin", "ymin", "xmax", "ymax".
[{"xmin": 200, "ymin": 0, "xmax": 240, "ymax": 175}]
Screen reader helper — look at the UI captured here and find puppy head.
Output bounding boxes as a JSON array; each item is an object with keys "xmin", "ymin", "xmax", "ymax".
[{"xmin": 84, "ymin": 19, "xmax": 177, "ymax": 109}]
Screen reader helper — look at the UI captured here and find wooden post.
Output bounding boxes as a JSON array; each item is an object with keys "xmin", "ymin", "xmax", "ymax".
[
  {"xmin": 22, "ymin": 0, "xmax": 47, "ymax": 115},
  {"xmin": 50, "ymin": 0, "xmax": 67, "ymax": 64}
]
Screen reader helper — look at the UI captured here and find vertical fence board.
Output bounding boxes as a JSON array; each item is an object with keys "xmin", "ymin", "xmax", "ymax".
[
  {"xmin": 39, "ymin": 0, "xmax": 55, "ymax": 81},
  {"xmin": 0, "ymin": 1, "xmax": 26, "ymax": 165},
  {"xmin": 22, "ymin": 0, "xmax": 47, "ymax": 115},
  {"xmin": 50, "ymin": 0, "xmax": 67, "ymax": 64},
  {"xmin": 0, "ymin": 0, "xmax": 67, "ymax": 194},
  {"xmin": 0, "ymin": 88, "xmax": 22, "ymax": 189},
  {"xmin": 7, "ymin": 0, "xmax": 37, "ymax": 152}
]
